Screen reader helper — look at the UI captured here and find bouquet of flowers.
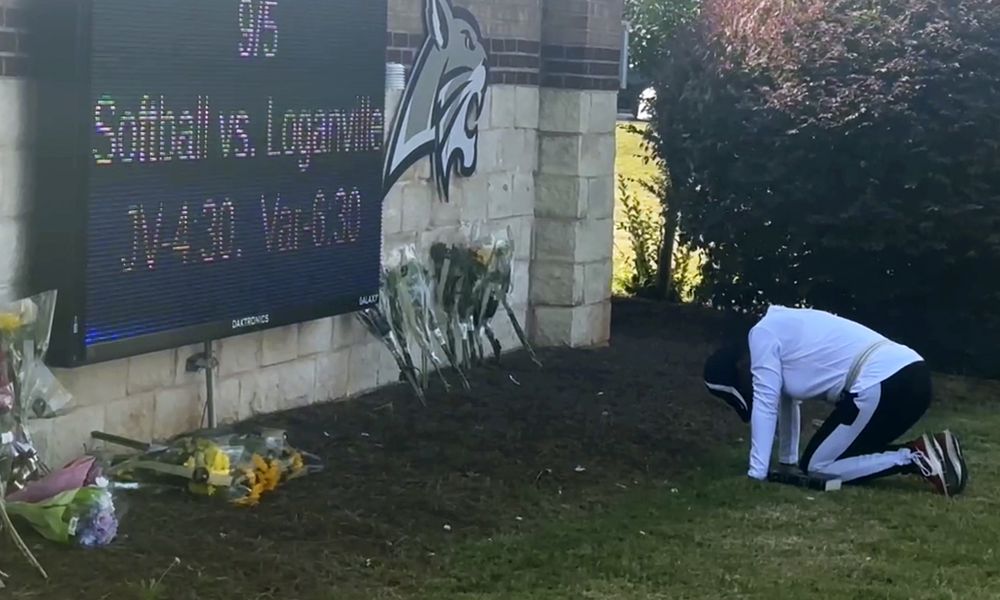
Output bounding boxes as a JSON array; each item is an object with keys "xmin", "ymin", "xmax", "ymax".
[
  {"xmin": 429, "ymin": 228, "xmax": 540, "ymax": 370},
  {"xmin": 477, "ymin": 227, "xmax": 541, "ymax": 367},
  {"xmin": 0, "ymin": 290, "xmax": 63, "ymax": 581},
  {"xmin": 429, "ymin": 238, "xmax": 466, "ymax": 372},
  {"xmin": 429, "ymin": 224, "xmax": 494, "ymax": 371},
  {"xmin": 105, "ymin": 428, "xmax": 321, "ymax": 507},
  {"xmin": 2, "ymin": 455, "xmax": 117, "ymax": 550},
  {"xmin": 456, "ymin": 240, "xmax": 490, "ymax": 368},
  {"xmin": 7, "ymin": 455, "xmax": 103, "ymax": 504},
  {"xmin": 468, "ymin": 231, "xmax": 504, "ymax": 364},
  {"xmin": 0, "ymin": 291, "xmax": 66, "ymax": 483},
  {"xmin": 0, "ymin": 291, "xmax": 62, "ymax": 418},
  {"xmin": 180, "ymin": 431, "xmax": 315, "ymax": 507},
  {"xmin": 6, "ymin": 485, "xmax": 118, "ymax": 548},
  {"xmin": 362, "ymin": 229, "xmax": 543, "ymax": 403},
  {"xmin": 386, "ymin": 245, "xmax": 469, "ymax": 391},
  {"xmin": 358, "ymin": 282, "xmax": 426, "ymax": 404}
]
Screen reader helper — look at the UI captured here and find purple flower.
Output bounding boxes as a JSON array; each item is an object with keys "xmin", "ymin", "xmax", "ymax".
[
  {"xmin": 77, "ymin": 509, "xmax": 118, "ymax": 547},
  {"xmin": 70, "ymin": 488, "xmax": 119, "ymax": 548}
]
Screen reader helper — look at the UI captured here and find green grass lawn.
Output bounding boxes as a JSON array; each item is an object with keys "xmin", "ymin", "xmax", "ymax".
[
  {"xmin": 414, "ymin": 398, "xmax": 999, "ymax": 599},
  {"xmin": 613, "ymin": 123, "xmax": 703, "ymax": 298},
  {"xmin": 615, "ymin": 122, "xmax": 660, "ymax": 188},
  {"xmin": 7, "ymin": 305, "xmax": 995, "ymax": 600},
  {"xmin": 613, "ymin": 122, "xmax": 662, "ymax": 295}
]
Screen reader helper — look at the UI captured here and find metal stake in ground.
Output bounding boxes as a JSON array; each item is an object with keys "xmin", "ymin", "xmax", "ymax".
[{"xmin": 185, "ymin": 341, "xmax": 219, "ymax": 428}]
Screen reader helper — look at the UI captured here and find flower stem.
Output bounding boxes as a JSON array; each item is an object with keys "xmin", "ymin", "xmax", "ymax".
[{"xmin": 0, "ymin": 480, "xmax": 48, "ymax": 580}]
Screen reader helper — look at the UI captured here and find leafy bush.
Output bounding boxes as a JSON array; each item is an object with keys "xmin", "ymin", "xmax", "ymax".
[
  {"xmin": 646, "ymin": 0, "xmax": 1000, "ymax": 377},
  {"xmin": 615, "ymin": 176, "xmax": 704, "ymax": 301},
  {"xmin": 616, "ymin": 177, "xmax": 661, "ymax": 295},
  {"xmin": 625, "ymin": 0, "xmax": 702, "ymax": 78}
]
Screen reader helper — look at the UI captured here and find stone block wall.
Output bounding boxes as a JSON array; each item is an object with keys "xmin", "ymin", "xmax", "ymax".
[
  {"xmin": 0, "ymin": 77, "xmax": 31, "ymax": 303},
  {"xmin": 530, "ymin": 0, "xmax": 621, "ymax": 347},
  {"xmin": 0, "ymin": 0, "xmax": 622, "ymax": 467},
  {"xmin": 0, "ymin": 0, "xmax": 30, "ymax": 303}
]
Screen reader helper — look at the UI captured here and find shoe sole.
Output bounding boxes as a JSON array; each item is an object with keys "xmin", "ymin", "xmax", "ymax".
[{"xmin": 941, "ymin": 430, "xmax": 969, "ymax": 495}]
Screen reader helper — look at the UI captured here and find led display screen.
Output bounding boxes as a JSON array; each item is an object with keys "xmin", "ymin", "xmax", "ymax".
[{"xmin": 34, "ymin": 0, "xmax": 387, "ymax": 366}]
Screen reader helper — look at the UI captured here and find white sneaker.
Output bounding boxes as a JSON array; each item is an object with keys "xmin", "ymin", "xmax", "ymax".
[{"xmin": 909, "ymin": 433, "xmax": 949, "ymax": 497}]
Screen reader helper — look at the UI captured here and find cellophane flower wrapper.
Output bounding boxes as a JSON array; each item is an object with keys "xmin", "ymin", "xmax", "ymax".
[
  {"xmin": 464, "ymin": 230, "xmax": 506, "ymax": 363},
  {"xmin": 20, "ymin": 362, "xmax": 73, "ymax": 419},
  {"xmin": 430, "ymin": 240, "xmax": 459, "ymax": 363},
  {"xmin": 0, "ymin": 355, "xmax": 13, "ymax": 417},
  {"xmin": 108, "ymin": 429, "xmax": 320, "ymax": 507},
  {"xmin": 387, "ymin": 246, "xmax": 468, "ymax": 391},
  {"xmin": 0, "ymin": 298, "xmax": 28, "ymax": 488},
  {"xmin": 478, "ymin": 227, "xmax": 541, "ymax": 367},
  {"xmin": 14, "ymin": 292, "xmax": 65, "ymax": 420},
  {"xmin": 0, "ymin": 292, "xmax": 60, "ymax": 578},
  {"xmin": 7, "ymin": 456, "xmax": 103, "ymax": 504},
  {"xmin": 0, "ymin": 302, "xmax": 23, "ymax": 442},
  {"xmin": 432, "ymin": 242, "xmax": 464, "ymax": 367},
  {"xmin": 384, "ymin": 249, "xmax": 431, "ymax": 387},
  {"xmin": 466, "ymin": 231, "xmax": 497, "ymax": 361},
  {"xmin": 429, "ymin": 232, "xmax": 476, "ymax": 383},
  {"xmin": 6, "ymin": 485, "xmax": 119, "ymax": 548},
  {"xmin": 111, "ymin": 435, "xmax": 241, "ymax": 499},
  {"xmin": 385, "ymin": 248, "xmax": 433, "ymax": 387},
  {"xmin": 208, "ymin": 430, "xmax": 321, "ymax": 507},
  {"xmin": 0, "ymin": 291, "xmax": 58, "ymax": 394},
  {"xmin": 0, "ymin": 351, "xmax": 14, "ymax": 430},
  {"xmin": 357, "ymin": 296, "xmax": 426, "ymax": 404},
  {"xmin": 4, "ymin": 439, "xmax": 49, "ymax": 495},
  {"xmin": 0, "ymin": 291, "xmax": 64, "ymax": 478},
  {"xmin": 444, "ymin": 233, "xmax": 488, "ymax": 369},
  {"xmin": 360, "ymin": 256, "xmax": 424, "ymax": 398}
]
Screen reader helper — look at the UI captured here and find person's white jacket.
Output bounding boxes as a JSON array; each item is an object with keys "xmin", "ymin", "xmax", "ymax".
[{"xmin": 747, "ymin": 306, "xmax": 923, "ymax": 480}]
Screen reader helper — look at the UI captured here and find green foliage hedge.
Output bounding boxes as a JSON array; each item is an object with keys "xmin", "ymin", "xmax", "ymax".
[{"xmin": 647, "ymin": 0, "xmax": 1000, "ymax": 377}]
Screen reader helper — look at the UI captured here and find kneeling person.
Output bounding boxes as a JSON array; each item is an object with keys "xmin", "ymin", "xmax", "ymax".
[{"xmin": 703, "ymin": 306, "xmax": 968, "ymax": 496}]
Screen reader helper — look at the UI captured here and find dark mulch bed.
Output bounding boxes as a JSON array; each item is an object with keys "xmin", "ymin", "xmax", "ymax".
[{"xmin": 3, "ymin": 300, "xmax": 748, "ymax": 599}]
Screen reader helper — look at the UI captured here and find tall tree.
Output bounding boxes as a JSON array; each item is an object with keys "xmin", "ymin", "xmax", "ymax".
[
  {"xmin": 624, "ymin": 0, "xmax": 701, "ymax": 78},
  {"xmin": 623, "ymin": 0, "xmax": 702, "ymax": 300}
]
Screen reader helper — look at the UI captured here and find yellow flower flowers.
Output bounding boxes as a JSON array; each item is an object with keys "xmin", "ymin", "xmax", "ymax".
[
  {"xmin": 234, "ymin": 454, "xmax": 283, "ymax": 507},
  {"xmin": 112, "ymin": 431, "xmax": 316, "ymax": 507},
  {"xmin": 236, "ymin": 467, "xmax": 264, "ymax": 506},
  {"xmin": 291, "ymin": 452, "xmax": 305, "ymax": 475},
  {"xmin": 253, "ymin": 454, "xmax": 281, "ymax": 493},
  {"xmin": 474, "ymin": 247, "xmax": 492, "ymax": 267},
  {"xmin": 0, "ymin": 312, "xmax": 22, "ymax": 335},
  {"xmin": 183, "ymin": 441, "xmax": 232, "ymax": 497}
]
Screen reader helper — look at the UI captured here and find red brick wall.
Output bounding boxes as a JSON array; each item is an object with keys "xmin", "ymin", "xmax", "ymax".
[{"xmin": 387, "ymin": 0, "xmax": 623, "ymax": 90}]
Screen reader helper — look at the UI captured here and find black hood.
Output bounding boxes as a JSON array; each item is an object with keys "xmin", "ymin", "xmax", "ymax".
[{"xmin": 703, "ymin": 346, "xmax": 752, "ymax": 423}]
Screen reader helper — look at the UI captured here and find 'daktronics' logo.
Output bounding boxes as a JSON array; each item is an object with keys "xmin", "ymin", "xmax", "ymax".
[{"xmin": 232, "ymin": 314, "xmax": 270, "ymax": 329}]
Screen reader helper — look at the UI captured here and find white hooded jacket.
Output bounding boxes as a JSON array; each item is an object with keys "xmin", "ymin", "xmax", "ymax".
[{"xmin": 747, "ymin": 306, "xmax": 923, "ymax": 480}]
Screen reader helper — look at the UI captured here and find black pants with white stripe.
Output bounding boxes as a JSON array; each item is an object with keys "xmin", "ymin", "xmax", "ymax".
[{"xmin": 800, "ymin": 362, "xmax": 932, "ymax": 482}]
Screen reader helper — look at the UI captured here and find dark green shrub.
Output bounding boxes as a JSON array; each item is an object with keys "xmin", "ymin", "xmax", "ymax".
[{"xmin": 646, "ymin": 0, "xmax": 1000, "ymax": 377}]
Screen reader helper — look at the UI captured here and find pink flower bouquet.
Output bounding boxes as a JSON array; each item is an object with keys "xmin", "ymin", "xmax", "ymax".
[{"xmin": 6, "ymin": 456, "xmax": 102, "ymax": 503}]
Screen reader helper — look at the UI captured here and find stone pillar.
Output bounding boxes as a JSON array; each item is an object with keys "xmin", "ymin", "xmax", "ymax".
[
  {"xmin": 0, "ymin": 0, "xmax": 31, "ymax": 303},
  {"xmin": 529, "ymin": 0, "xmax": 622, "ymax": 347}
]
